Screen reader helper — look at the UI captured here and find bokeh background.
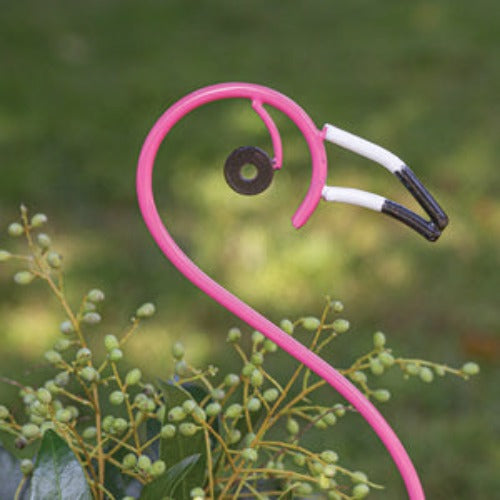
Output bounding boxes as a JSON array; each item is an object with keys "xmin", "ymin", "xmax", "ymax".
[{"xmin": 1, "ymin": 1, "xmax": 498, "ymax": 498}]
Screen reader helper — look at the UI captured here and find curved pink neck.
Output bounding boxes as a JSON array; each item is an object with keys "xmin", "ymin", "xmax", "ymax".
[{"xmin": 136, "ymin": 82, "xmax": 425, "ymax": 500}]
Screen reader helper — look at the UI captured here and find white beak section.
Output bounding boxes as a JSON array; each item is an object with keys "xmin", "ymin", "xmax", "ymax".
[
  {"xmin": 323, "ymin": 123, "xmax": 405, "ymax": 174},
  {"xmin": 321, "ymin": 186, "xmax": 386, "ymax": 212}
]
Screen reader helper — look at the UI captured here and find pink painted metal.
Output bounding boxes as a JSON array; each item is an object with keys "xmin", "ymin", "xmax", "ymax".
[{"xmin": 136, "ymin": 82, "xmax": 425, "ymax": 499}]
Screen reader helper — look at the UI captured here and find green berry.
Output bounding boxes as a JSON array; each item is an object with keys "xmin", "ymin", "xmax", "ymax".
[
  {"xmin": 227, "ymin": 327, "xmax": 242, "ymax": 342},
  {"xmin": 54, "ymin": 338, "xmax": 71, "ymax": 352},
  {"xmin": 333, "ymin": 404, "xmax": 346, "ymax": 417},
  {"xmin": 76, "ymin": 347, "xmax": 92, "ymax": 363},
  {"xmin": 192, "ymin": 405, "xmax": 207, "ymax": 422},
  {"xmin": 8, "ymin": 223, "xmax": 24, "ymax": 237},
  {"xmin": 37, "ymin": 233, "xmax": 51, "ymax": 249},
  {"xmin": 205, "ymin": 402, "xmax": 222, "ymax": 417},
  {"xmin": 250, "ymin": 352, "xmax": 264, "ymax": 366},
  {"xmin": 224, "ymin": 373, "xmax": 240, "ymax": 387},
  {"xmin": 31, "ymin": 213, "xmax": 48, "ymax": 227},
  {"xmin": 190, "ymin": 487, "xmax": 205, "ymax": 499},
  {"xmin": 46, "ymin": 251, "xmax": 62, "ymax": 268},
  {"xmin": 280, "ymin": 318, "xmax": 294, "ymax": 335},
  {"xmin": 0, "ymin": 405, "xmax": 9, "ymax": 419},
  {"xmin": 44, "ymin": 350, "xmax": 62, "ymax": 365},
  {"xmin": 369, "ymin": 358, "xmax": 385, "ymax": 376},
  {"xmin": 263, "ymin": 388, "xmax": 279, "ymax": 402},
  {"xmin": 44, "ymin": 380, "xmax": 59, "ymax": 394},
  {"xmin": 109, "ymin": 348, "xmax": 123, "ymax": 362},
  {"xmin": 109, "ymin": 391, "xmax": 125, "ymax": 405},
  {"xmin": 352, "ymin": 471, "xmax": 368, "ymax": 483},
  {"xmin": 136, "ymin": 302, "xmax": 156, "ymax": 318},
  {"xmin": 83, "ymin": 302, "xmax": 96, "ymax": 312},
  {"xmin": 168, "ymin": 406, "xmax": 187, "ymax": 422},
  {"xmin": 323, "ymin": 412, "xmax": 337, "ymax": 426},
  {"xmin": 373, "ymin": 389, "xmax": 391, "ymax": 402},
  {"xmin": 172, "ymin": 341, "xmax": 185, "ymax": 360},
  {"xmin": 293, "ymin": 453, "xmax": 306, "ymax": 467},
  {"xmin": 160, "ymin": 424, "xmax": 176, "ymax": 439},
  {"xmin": 405, "ymin": 363, "xmax": 419, "ymax": 375},
  {"xmin": 302, "ymin": 316, "xmax": 320, "ymax": 331},
  {"xmin": 29, "ymin": 414, "xmax": 44, "ymax": 425},
  {"xmin": 314, "ymin": 418, "xmax": 328, "ymax": 430},
  {"xmin": 36, "ymin": 388, "xmax": 52, "ymax": 404},
  {"xmin": 318, "ymin": 474, "xmax": 330, "ymax": 489},
  {"xmin": 55, "ymin": 409, "xmax": 72, "ymax": 423},
  {"xmin": 22, "ymin": 424, "xmax": 40, "ymax": 439},
  {"xmin": 247, "ymin": 397, "xmax": 262, "ymax": 412},
  {"xmin": 373, "ymin": 331, "xmax": 386, "ymax": 348},
  {"xmin": 228, "ymin": 429, "xmax": 242, "ymax": 444},
  {"xmin": 113, "ymin": 417, "xmax": 128, "ymax": 434},
  {"xmin": 0, "ymin": 250, "xmax": 11, "ymax": 262},
  {"xmin": 179, "ymin": 422, "xmax": 198, "ymax": 436},
  {"xmin": 59, "ymin": 320, "xmax": 74, "ymax": 335},
  {"xmin": 54, "ymin": 371, "xmax": 69, "ymax": 387},
  {"xmin": 125, "ymin": 368, "xmax": 142, "ymax": 386},
  {"xmin": 122, "ymin": 453, "xmax": 137, "ymax": 469},
  {"xmin": 14, "ymin": 271, "xmax": 35, "ymax": 285},
  {"xmin": 419, "ymin": 366, "xmax": 434, "ymax": 383},
  {"xmin": 462, "ymin": 362, "xmax": 480, "ymax": 376},
  {"xmin": 104, "ymin": 334, "xmax": 119, "ymax": 351},
  {"xmin": 251, "ymin": 331, "xmax": 265, "ymax": 344},
  {"xmin": 320, "ymin": 450, "xmax": 339, "ymax": 464},
  {"xmin": 351, "ymin": 371, "xmax": 367, "ymax": 384},
  {"xmin": 378, "ymin": 351, "xmax": 395, "ymax": 367},
  {"xmin": 175, "ymin": 360, "xmax": 189, "ymax": 376},
  {"xmin": 332, "ymin": 318, "xmax": 350, "ymax": 333},
  {"xmin": 67, "ymin": 406, "xmax": 79, "ymax": 419},
  {"xmin": 225, "ymin": 403, "xmax": 242, "ymax": 419},
  {"xmin": 241, "ymin": 363, "xmax": 256, "ymax": 377},
  {"xmin": 263, "ymin": 339, "xmax": 277, "ymax": 352},
  {"xmin": 83, "ymin": 426, "xmax": 97, "ymax": 440},
  {"xmin": 352, "ymin": 483, "xmax": 370, "ymax": 498},
  {"xmin": 295, "ymin": 482, "xmax": 313, "ymax": 495},
  {"xmin": 80, "ymin": 366, "xmax": 98, "ymax": 383},
  {"xmin": 286, "ymin": 418, "xmax": 300, "ymax": 435},
  {"xmin": 331, "ymin": 300, "xmax": 344, "ymax": 313},
  {"xmin": 182, "ymin": 399, "xmax": 197, "ymax": 414},
  {"xmin": 151, "ymin": 459, "xmax": 166, "ymax": 477},
  {"xmin": 250, "ymin": 369, "xmax": 264, "ymax": 387},
  {"xmin": 211, "ymin": 388, "xmax": 225, "ymax": 400},
  {"xmin": 102, "ymin": 416, "xmax": 115, "ymax": 432},
  {"xmin": 87, "ymin": 289, "xmax": 105, "ymax": 302},
  {"xmin": 241, "ymin": 448, "xmax": 258, "ymax": 461},
  {"xmin": 434, "ymin": 365, "xmax": 446, "ymax": 376},
  {"xmin": 324, "ymin": 464, "xmax": 337, "ymax": 477},
  {"xmin": 20, "ymin": 458, "xmax": 33, "ymax": 475},
  {"xmin": 137, "ymin": 455, "xmax": 152, "ymax": 471},
  {"xmin": 82, "ymin": 312, "xmax": 101, "ymax": 324},
  {"xmin": 311, "ymin": 460, "xmax": 324, "ymax": 475}
]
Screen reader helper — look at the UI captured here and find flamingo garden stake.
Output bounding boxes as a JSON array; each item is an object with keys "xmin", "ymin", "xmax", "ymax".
[{"xmin": 136, "ymin": 82, "xmax": 449, "ymax": 499}]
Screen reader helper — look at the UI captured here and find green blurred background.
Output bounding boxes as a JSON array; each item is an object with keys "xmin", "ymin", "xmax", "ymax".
[{"xmin": 1, "ymin": 0, "xmax": 498, "ymax": 498}]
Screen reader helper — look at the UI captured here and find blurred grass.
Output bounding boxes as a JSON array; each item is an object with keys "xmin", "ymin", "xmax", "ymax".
[{"xmin": 0, "ymin": 0, "xmax": 498, "ymax": 497}]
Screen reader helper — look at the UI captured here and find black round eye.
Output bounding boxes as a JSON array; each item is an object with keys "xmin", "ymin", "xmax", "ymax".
[{"xmin": 224, "ymin": 146, "xmax": 274, "ymax": 195}]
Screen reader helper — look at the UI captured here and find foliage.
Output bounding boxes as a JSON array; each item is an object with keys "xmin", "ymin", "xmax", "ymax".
[{"xmin": 0, "ymin": 207, "xmax": 479, "ymax": 499}]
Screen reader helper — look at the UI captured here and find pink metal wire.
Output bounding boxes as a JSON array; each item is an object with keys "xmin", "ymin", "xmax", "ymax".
[{"xmin": 136, "ymin": 82, "xmax": 425, "ymax": 499}]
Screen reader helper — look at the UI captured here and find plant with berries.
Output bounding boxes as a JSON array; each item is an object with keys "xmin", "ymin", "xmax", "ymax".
[{"xmin": 0, "ymin": 206, "xmax": 479, "ymax": 499}]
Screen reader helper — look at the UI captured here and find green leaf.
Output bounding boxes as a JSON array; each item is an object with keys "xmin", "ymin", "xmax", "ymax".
[
  {"xmin": 157, "ymin": 381, "xmax": 207, "ymax": 499},
  {"xmin": 29, "ymin": 430, "xmax": 91, "ymax": 500},
  {"xmin": 0, "ymin": 445, "xmax": 30, "ymax": 499},
  {"xmin": 140, "ymin": 453, "xmax": 200, "ymax": 500}
]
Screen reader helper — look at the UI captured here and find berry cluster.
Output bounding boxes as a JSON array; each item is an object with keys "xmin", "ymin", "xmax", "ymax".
[{"xmin": 0, "ymin": 206, "xmax": 479, "ymax": 500}]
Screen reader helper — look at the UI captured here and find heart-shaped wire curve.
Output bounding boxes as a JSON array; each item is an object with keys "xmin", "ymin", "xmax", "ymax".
[{"xmin": 136, "ymin": 82, "xmax": 425, "ymax": 499}]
